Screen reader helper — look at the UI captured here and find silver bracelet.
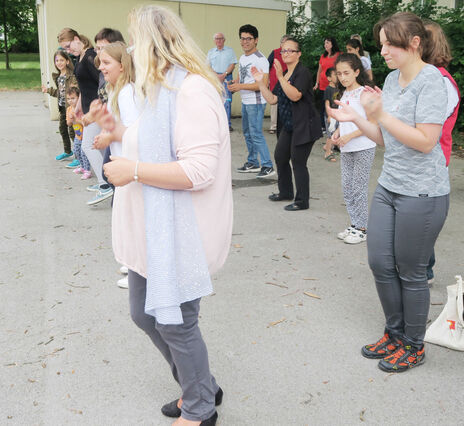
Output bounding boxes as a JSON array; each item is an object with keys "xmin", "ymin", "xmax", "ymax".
[{"xmin": 134, "ymin": 160, "xmax": 139, "ymax": 182}]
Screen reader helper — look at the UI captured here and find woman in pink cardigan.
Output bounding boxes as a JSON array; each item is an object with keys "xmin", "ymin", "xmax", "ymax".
[{"xmin": 98, "ymin": 5, "xmax": 233, "ymax": 426}]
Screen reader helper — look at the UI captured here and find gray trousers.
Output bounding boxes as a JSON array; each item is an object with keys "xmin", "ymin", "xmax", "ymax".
[
  {"xmin": 367, "ymin": 184, "xmax": 449, "ymax": 347},
  {"xmin": 340, "ymin": 148, "xmax": 375, "ymax": 229},
  {"xmin": 128, "ymin": 270, "xmax": 218, "ymax": 421},
  {"xmin": 81, "ymin": 122, "xmax": 104, "ymax": 185}
]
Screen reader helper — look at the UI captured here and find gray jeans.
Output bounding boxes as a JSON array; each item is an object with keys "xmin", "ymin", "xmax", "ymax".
[
  {"xmin": 128, "ymin": 270, "xmax": 218, "ymax": 421},
  {"xmin": 367, "ymin": 184, "xmax": 449, "ymax": 347}
]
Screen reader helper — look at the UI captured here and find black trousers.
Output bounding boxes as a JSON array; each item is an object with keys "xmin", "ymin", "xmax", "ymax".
[
  {"xmin": 274, "ymin": 129, "xmax": 314, "ymax": 209},
  {"xmin": 58, "ymin": 104, "xmax": 72, "ymax": 154}
]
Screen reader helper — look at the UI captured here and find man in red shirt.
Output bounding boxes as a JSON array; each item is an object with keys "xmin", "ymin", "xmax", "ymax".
[{"xmin": 267, "ymin": 35, "xmax": 289, "ymax": 134}]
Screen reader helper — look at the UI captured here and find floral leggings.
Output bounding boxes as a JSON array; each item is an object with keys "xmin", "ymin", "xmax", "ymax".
[
  {"xmin": 340, "ymin": 147, "xmax": 376, "ymax": 229},
  {"xmin": 73, "ymin": 138, "xmax": 90, "ymax": 171}
]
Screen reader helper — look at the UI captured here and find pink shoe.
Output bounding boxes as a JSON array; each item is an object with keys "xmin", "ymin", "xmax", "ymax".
[
  {"xmin": 81, "ymin": 170, "xmax": 92, "ymax": 180},
  {"xmin": 73, "ymin": 167, "xmax": 83, "ymax": 174}
]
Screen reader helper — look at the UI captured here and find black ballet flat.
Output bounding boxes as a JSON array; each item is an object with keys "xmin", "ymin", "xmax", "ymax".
[
  {"xmin": 201, "ymin": 411, "xmax": 218, "ymax": 425},
  {"xmin": 284, "ymin": 203, "xmax": 309, "ymax": 211},
  {"xmin": 161, "ymin": 387, "xmax": 223, "ymax": 418},
  {"xmin": 269, "ymin": 193, "xmax": 293, "ymax": 202}
]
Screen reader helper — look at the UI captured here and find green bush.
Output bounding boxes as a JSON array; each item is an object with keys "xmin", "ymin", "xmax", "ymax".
[{"xmin": 290, "ymin": 0, "xmax": 464, "ymax": 131}]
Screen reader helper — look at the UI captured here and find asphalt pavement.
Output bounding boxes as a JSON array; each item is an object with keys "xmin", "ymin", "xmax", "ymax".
[{"xmin": 1, "ymin": 91, "xmax": 463, "ymax": 425}]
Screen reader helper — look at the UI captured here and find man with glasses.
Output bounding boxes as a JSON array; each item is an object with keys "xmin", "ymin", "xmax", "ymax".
[
  {"xmin": 267, "ymin": 35, "xmax": 289, "ymax": 134},
  {"xmin": 228, "ymin": 24, "xmax": 275, "ymax": 178},
  {"xmin": 207, "ymin": 33, "xmax": 237, "ymax": 131}
]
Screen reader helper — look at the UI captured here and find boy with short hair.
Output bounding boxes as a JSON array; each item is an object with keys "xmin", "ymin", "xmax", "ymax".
[
  {"xmin": 228, "ymin": 24, "xmax": 275, "ymax": 178},
  {"xmin": 323, "ymin": 67, "xmax": 339, "ymax": 161}
]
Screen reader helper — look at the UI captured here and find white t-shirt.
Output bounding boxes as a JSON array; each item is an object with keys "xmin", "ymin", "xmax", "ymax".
[
  {"xmin": 360, "ymin": 56, "xmax": 371, "ymax": 71},
  {"xmin": 108, "ymin": 83, "xmax": 141, "ymax": 156},
  {"xmin": 238, "ymin": 51, "xmax": 269, "ymax": 105},
  {"xmin": 339, "ymin": 86, "xmax": 376, "ymax": 153},
  {"xmin": 444, "ymin": 76, "xmax": 459, "ymax": 118}
]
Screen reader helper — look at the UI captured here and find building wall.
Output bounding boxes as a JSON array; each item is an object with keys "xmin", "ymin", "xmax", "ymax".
[{"xmin": 37, "ymin": 0, "xmax": 289, "ymax": 119}]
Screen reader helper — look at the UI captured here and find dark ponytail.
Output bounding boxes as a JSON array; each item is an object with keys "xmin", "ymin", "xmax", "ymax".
[
  {"xmin": 346, "ymin": 38, "xmax": 365, "ymax": 57},
  {"xmin": 335, "ymin": 53, "xmax": 373, "ymax": 97}
]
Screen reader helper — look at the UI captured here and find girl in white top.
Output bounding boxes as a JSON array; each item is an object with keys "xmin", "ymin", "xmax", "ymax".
[
  {"xmin": 94, "ymin": 42, "xmax": 140, "ymax": 155},
  {"xmin": 331, "ymin": 53, "xmax": 376, "ymax": 244},
  {"xmin": 346, "ymin": 38, "xmax": 373, "ymax": 81},
  {"xmin": 93, "ymin": 42, "xmax": 141, "ymax": 289}
]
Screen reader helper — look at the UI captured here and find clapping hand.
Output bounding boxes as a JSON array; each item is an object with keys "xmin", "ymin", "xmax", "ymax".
[
  {"xmin": 273, "ymin": 59, "xmax": 283, "ymax": 79},
  {"xmin": 327, "ymin": 100, "xmax": 360, "ymax": 123},
  {"xmin": 93, "ymin": 130, "xmax": 112, "ymax": 150},
  {"xmin": 250, "ymin": 66, "xmax": 264, "ymax": 83},
  {"xmin": 361, "ymin": 86, "xmax": 383, "ymax": 120},
  {"xmin": 92, "ymin": 103, "xmax": 116, "ymax": 132},
  {"xmin": 227, "ymin": 79, "xmax": 240, "ymax": 93}
]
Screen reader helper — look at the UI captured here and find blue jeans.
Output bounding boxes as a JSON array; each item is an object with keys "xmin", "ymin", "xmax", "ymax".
[
  {"xmin": 241, "ymin": 103, "xmax": 273, "ymax": 168},
  {"xmin": 223, "ymin": 75, "xmax": 232, "ymax": 128}
]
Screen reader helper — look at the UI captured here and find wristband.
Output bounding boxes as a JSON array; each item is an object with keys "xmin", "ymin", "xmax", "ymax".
[{"xmin": 134, "ymin": 160, "xmax": 139, "ymax": 182}]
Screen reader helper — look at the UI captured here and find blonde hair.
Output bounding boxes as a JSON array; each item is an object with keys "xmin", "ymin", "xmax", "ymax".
[
  {"xmin": 128, "ymin": 5, "xmax": 223, "ymax": 101},
  {"xmin": 100, "ymin": 41, "xmax": 135, "ymax": 120},
  {"xmin": 423, "ymin": 21, "xmax": 452, "ymax": 68}
]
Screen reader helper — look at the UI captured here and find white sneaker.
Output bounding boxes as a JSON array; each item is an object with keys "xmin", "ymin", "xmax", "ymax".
[
  {"xmin": 344, "ymin": 229, "xmax": 366, "ymax": 244},
  {"xmin": 119, "ymin": 266, "xmax": 129, "ymax": 275},
  {"xmin": 117, "ymin": 276, "xmax": 129, "ymax": 289},
  {"xmin": 337, "ymin": 226, "xmax": 353, "ymax": 240}
]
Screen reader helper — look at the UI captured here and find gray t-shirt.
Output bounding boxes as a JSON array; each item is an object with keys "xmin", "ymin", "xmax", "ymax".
[{"xmin": 379, "ymin": 64, "xmax": 449, "ymax": 197}]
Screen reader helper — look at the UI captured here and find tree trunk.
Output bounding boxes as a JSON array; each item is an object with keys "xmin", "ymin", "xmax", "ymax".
[
  {"xmin": 2, "ymin": 0, "xmax": 9, "ymax": 69},
  {"xmin": 328, "ymin": 0, "xmax": 344, "ymax": 18}
]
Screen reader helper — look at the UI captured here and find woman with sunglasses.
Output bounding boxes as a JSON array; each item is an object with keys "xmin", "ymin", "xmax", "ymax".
[{"xmin": 252, "ymin": 37, "xmax": 321, "ymax": 211}]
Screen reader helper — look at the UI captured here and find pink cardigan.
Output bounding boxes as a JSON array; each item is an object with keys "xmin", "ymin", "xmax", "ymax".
[{"xmin": 112, "ymin": 74, "xmax": 233, "ymax": 278}]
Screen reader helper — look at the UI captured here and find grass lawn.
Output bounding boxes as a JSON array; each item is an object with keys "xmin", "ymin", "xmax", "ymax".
[{"xmin": 0, "ymin": 53, "xmax": 41, "ymax": 90}]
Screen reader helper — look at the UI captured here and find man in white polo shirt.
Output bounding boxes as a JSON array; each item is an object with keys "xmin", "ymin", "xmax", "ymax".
[
  {"xmin": 207, "ymin": 32, "xmax": 237, "ymax": 131},
  {"xmin": 228, "ymin": 24, "xmax": 275, "ymax": 178}
]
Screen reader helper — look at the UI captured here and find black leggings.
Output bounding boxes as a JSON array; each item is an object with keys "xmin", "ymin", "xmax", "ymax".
[
  {"xmin": 58, "ymin": 105, "xmax": 72, "ymax": 154},
  {"xmin": 274, "ymin": 129, "xmax": 314, "ymax": 209},
  {"xmin": 367, "ymin": 185, "xmax": 449, "ymax": 348}
]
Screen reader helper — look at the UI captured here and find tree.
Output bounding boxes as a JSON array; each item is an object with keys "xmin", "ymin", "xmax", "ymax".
[
  {"xmin": 328, "ymin": 0, "xmax": 344, "ymax": 18},
  {"xmin": 1, "ymin": 0, "xmax": 9, "ymax": 69},
  {"xmin": 0, "ymin": 0, "xmax": 38, "ymax": 67}
]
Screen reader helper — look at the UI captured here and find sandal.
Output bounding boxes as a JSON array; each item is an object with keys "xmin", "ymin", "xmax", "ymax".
[{"xmin": 324, "ymin": 153, "xmax": 336, "ymax": 162}]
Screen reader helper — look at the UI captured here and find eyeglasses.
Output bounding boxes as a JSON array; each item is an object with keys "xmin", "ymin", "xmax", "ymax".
[
  {"xmin": 240, "ymin": 37, "xmax": 254, "ymax": 42},
  {"xmin": 280, "ymin": 49, "xmax": 300, "ymax": 55},
  {"xmin": 126, "ymin": 45, "xmax": 135, "ymax": 54},
  {"xmin": 215, "ymin": 37, "xmax": 225, "ymax": 40}
]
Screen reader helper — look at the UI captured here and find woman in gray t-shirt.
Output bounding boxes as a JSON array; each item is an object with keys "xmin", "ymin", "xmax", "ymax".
[{"xmin": 329, "ymin": 12, "xmax": 449, "ymax": 373}]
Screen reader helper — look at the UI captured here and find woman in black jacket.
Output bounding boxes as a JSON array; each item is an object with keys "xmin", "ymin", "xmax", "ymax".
[{"xmin": 252, "ymin": 37, "xmax": 321, "ymax": 211}]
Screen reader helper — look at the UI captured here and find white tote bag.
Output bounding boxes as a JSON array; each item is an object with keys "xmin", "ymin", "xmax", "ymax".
[{"xmin": 425, "ymin": 275, "xmax": 464, "ymax": 351}]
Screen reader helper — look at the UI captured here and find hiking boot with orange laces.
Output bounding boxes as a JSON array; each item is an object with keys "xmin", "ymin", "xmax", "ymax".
[
  {"xmin": 378, "ymin": 344, "xmax": 425, "ymax": 373},
  {"xmin": 361, "ymin": 333, "xmax": 401, "ymax": 359}
]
